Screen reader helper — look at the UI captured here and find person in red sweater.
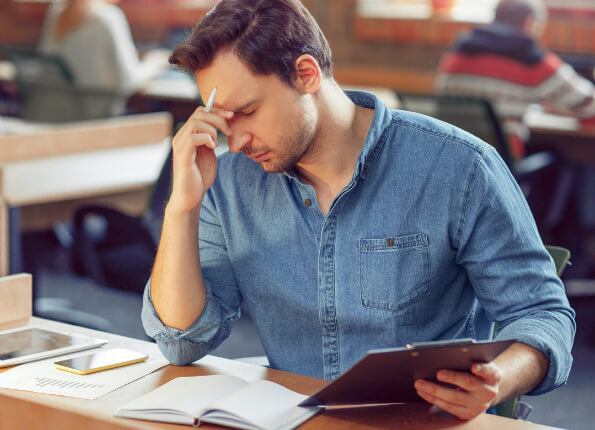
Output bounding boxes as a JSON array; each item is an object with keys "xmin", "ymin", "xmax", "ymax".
[
  {"xmin": 437, "ymin": 0, "xmax": 595, "ymax": 276},
  {"xmin": 436, "ymin": 0, "xmax": 595, "ymax": 160}
]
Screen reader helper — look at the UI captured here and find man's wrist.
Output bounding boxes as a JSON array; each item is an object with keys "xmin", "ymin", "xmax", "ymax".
[{"xmin": 164, "ymin": 201, "xmax": 201, "ymax": 219}]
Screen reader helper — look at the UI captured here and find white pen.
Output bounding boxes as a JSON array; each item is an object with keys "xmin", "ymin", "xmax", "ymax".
[
  {"xmin": 204, "ymin": 87, "xmax": 218, "ymax": 148},
  {"xmin": 204, "ymin": 87, "xmax": 217, "ymax": 113}
]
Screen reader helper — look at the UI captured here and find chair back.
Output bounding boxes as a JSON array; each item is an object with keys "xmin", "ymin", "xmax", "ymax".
[
  {"xmin": 144, "ymin": 148, "xmax": 173, "ymax": 242},
  {"xmin": 545, "ymin": 245, "xmax": 571, "ymax": 277},
  {"xmin": 398, "ymin": 93, "xmax": 513, "ymax": 168},
  {"xmin": 4, "ymin": 46, "xmax": 73, "ymax": 83},
  {"xmin": 3, "ymin": 46, "xmax": 125, "ymax": 122}
]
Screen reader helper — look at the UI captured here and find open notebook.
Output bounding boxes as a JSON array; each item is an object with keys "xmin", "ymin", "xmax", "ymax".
[{"xmin": 114, "ymin": 375, "xmax": 320, "ymax": 430}]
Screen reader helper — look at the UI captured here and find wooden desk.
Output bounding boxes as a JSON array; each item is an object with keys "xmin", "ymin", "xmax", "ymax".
[
  {"xmin": 140, "ymin": 69, "xmax": 199, "ymax": 103},
  {"xmin": 0, "ymin": 318, "xmax": 558, "ymax": 430},
  {"xmin": 0, "ymin": 143, "xmax": 170, "ymax": 276},
  {"xmin": 0, "ymin": 113, "xmax": 172, "ymax": 276},
  {"xmin": 526, "ymin": 110, "xmax": 595, "ymax": 165},
  {"xmin": 128, "ymin": 71, "xmax": 199, "ymax": 126}
]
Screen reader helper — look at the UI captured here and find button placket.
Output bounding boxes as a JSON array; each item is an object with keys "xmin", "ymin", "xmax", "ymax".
[{"xmin": 318, "ymin": 215, "xmax": 340, "ymax": 380}]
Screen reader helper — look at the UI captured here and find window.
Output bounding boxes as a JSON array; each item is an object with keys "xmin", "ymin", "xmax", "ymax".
[
  {"xmin": 357, "ymin": 0, "xmax": 595, "ymax": 22},
  {"xmin": 449, "ymin": 0, "xmax": 498, "ymax": 22},
  {"xmin": 358, "ymin": 0, "xmax": 432, "ymax": 19},
  {"xmin": 357, "ymin": 0, "xmax": 498, "ymax": 21}
]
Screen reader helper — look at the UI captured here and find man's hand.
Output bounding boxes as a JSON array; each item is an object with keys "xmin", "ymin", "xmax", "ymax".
[
  {"xmin": 414, "ymin": 362, "xmax": 502, "ymax": 420},
  {"xmin": 150, "ymin": 105, "xmax": 235, "ymax": 330},
  {"xmin": 168, "ymin": 106, "xmax": 234, "ymax": 214}
]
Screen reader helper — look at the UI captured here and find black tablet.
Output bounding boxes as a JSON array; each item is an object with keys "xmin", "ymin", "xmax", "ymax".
[{"xmin": 300, "ymin": 338, "xmax": 516, "ymax": 406}]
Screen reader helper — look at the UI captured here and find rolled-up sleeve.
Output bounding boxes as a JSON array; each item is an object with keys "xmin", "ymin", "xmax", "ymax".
[
  {"xmin": 455, "ymin": 147, "xmax": 576, "ymax": 395},
  {"xmin": 141, "ymin": 188, "xmax": 242, "ymax": 365}
]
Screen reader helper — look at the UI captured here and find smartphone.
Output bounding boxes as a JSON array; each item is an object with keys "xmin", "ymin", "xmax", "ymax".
[{"xmin": 54, "ymin": 348, "xmax": 148, "ymax": 375}]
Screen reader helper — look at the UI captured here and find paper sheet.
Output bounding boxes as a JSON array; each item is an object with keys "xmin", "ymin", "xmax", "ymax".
[{"xmin": 0, "ymin": 347, "xmax": 168, "ymax": 400}]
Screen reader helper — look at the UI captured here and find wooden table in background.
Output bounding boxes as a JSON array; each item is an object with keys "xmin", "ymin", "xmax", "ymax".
[
  {"xmin": 526, "ymin": 110, "xmax": 595, "ymax": 165},
  {"xmin": 0, "ymin": 113, "xmax": 172, "ymax": 276}
]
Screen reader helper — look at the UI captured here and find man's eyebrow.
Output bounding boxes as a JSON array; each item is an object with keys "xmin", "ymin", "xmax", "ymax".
[{"xmin": 214, "ymin": 100, "xmax": 257, "ymax": 113}]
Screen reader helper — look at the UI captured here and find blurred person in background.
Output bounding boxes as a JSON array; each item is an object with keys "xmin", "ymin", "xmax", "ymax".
[
  {"xmin": 436, "ymin": 0, "xmax": 595, "ymax": 276},
  {"xmin": 38, "ymin": 0, "xmax": 168, "ymax": 116},
  {"xmin": 436, "ymin": 0, "xmax": 595, "ymax": 159}
]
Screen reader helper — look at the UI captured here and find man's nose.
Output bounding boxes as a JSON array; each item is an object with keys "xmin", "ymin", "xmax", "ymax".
[{"xmin": 228, "ymin": 132, "xmax": 252, "ymax": 153}]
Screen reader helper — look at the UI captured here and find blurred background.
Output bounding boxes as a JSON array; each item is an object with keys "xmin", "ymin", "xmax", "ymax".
[{"xmin": 0, "ymin": 1, "xmax": 593, "ymax": 428}]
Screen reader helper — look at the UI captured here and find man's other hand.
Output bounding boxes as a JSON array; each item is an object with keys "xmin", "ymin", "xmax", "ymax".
[{"xmin": 414, "ymin": 362, "xmax": 502, "ymax": 420}]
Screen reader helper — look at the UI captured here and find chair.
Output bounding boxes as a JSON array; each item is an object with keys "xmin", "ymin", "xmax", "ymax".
[
  {"xmin": 70, "ymin": 149, "xmax": 173, "ymax": 293},
  {"xmin": 3, "ymin": 46, "xmax": 126, "ymax": 123},
  {"xmin": 494, "ymin": 245, "xmax": 571, "ymax": 419},
  {"xmin": 545, "ymin": 245, "xmax": 572, "ymax": 277}
]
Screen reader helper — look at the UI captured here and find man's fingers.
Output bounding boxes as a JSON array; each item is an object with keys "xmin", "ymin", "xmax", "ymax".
[
  {"xmin": 416, "ymin": 390, "xmax": 477, "ymax": 421},
  {"xmin": 415, "ymin": 380, "xmax": 469, "ymax": 406},
  {"xmin": 209, "ymin": 106, "xmax": 235, "ymax": 118},
  {"xmin": 187, "ymin": 112, "xmax": 232, "ymax": 137},
  {"xmin": 175, "ymin": 133, "xmax": 216, "ymax": 168},
  {"xmin": 189, "ymin": 133, "xmax": 217, "ymax": 150},
  {"xmin": 185, "ymin": 120, "xmax": 219, "ymax": 145},
  {"xmin": 436, "ymin": 370, "xmax": 498, "ymax": 405},
  {"xmin": 436, "ymin": 370, "xmax": 482, "ymax": 392},
  {"xmin": 190, "ymin": 104, "xmax": 231, "ymax": 116},
  {"xmin": 471, "ymin": 363, "xmax": 502, "ymax": 385},
  {"xmin": 190, "ymin": 106, "xmax": 234, "ymax": 129}
]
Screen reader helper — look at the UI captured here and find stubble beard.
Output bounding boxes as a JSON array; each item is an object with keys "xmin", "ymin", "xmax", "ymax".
[{"xmin": 259, "ymin": 118, "xmax": 317, "ymax": 173}]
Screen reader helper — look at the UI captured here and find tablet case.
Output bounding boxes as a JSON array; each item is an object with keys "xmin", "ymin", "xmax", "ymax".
[{"xmin": 300, "ymin": 339, "xmax": 515, "ymax": 406}]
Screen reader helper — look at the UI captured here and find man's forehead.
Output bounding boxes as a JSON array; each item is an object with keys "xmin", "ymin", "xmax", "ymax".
[
  {"xmin": 199, "ymin": 86, "xmax": 255, "ymax": 112},
  {"xmin": 195, "ymin": 50, "xmax": 261, "ymax": 111},
  {"xmin": 196, "ymin": 74, "xmax": 259, "ymax": 112}
]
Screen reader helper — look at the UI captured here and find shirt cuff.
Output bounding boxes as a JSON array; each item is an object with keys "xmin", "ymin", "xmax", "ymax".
[
  {"xmin": 495, "ymin": 316, "xmax": 574, "ymax": 395},
  {"xmin": 141, "ymin": 279, "xmax": 225, "ymax": 364}
]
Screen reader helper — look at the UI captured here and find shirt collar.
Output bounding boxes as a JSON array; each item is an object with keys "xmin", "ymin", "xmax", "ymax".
[
  {"xmin": 284, "ymin": 90, "xmax": 394, "ymax": 182},
  {"xmin": 345, "ymin": 90, "xmax": 394, "ymax": 180}
]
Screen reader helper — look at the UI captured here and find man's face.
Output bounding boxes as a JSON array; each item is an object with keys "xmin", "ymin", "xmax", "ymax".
[{"xmin": 196, "ymin": 49, "xmax": 317, "ymax": 173}]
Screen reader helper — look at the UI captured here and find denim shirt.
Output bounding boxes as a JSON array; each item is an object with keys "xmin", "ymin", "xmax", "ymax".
[{"xmin": 142, "ymin": 91, "xmax": 575, "ymax": 395}]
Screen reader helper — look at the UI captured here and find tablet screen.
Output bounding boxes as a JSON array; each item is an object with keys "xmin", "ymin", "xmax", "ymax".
[{"xmin": 0, "ymin": 328, "xmax": 102, "ymax": 362}]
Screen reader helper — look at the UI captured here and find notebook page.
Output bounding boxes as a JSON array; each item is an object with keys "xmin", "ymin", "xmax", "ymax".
[
  {"xmin": 202, "ymin": 380, "xmax": 315, "ymax": 430},
  {"xmin": 116, "ymin": 375, "xmax": 248, "ymax": 418}
]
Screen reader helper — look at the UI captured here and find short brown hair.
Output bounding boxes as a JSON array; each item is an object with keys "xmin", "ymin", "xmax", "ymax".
[{"xmin": 170, "ymin": 0, "xmax": 333, "ymax": 86}]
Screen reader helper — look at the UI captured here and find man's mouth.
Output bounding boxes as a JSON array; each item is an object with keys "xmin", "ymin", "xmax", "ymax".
[{"xmin": 245, "ymin": 151, "xmax": 271, "ymax": 162}]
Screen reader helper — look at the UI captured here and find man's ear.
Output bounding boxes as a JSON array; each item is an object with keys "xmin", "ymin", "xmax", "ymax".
[{"xmin": 292, "ymin": 54, "xmax": 322, "ymax": 95}]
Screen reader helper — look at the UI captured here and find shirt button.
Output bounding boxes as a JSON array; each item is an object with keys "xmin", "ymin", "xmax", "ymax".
[
  {"xmin": 304, "ymin": 199, "xmax": 312, "ymax": 207},
  {"xmin": 386, "ymin": 238, "xmax": 395, "ymax": 247}
]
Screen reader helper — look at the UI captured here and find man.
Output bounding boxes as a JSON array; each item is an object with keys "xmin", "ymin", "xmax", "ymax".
[
  {"xmin": 142, "ymin": 0, "xmax": 575, "ymax": 420},
  {"xmin": 436, "ymin": 0, "xmax": 595, "ymax": 159}
]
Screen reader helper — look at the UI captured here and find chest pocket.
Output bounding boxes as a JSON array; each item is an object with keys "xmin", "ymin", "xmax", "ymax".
[{"xmin": 359, "ymin": 233, "xmax": 430, "ymax": 317}]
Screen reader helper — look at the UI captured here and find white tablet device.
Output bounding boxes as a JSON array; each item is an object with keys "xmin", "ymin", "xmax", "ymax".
[{"xmin": 0, "ymin": 327, "xmax": 107, "ymax": 368}]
